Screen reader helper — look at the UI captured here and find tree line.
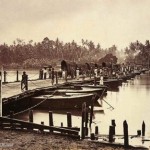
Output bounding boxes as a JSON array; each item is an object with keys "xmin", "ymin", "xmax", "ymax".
[
  {"xmin": 125, "ymin": 40, "xmax": 150, "ymax": 67},
  {"xmin": 0, "ymin": 37, "xmax": 120, "ymax": 68},
  {"xmin": 0, "ymin": 37, "xmax": 149, "ymax": 69}
]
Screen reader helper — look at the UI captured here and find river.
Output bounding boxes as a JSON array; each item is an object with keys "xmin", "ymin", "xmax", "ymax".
[{"xmin": 2, "ymin": 70, "xmax": 150, "ymax": 148}]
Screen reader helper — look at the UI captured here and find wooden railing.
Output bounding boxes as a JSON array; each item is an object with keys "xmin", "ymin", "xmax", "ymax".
[{"xmin": 0, "ymin": 116, "xmax": 80, "ymax": 139}]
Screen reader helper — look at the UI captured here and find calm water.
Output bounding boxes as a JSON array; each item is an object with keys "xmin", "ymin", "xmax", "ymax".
[{"xmin": 2, "ymin": 70, "xmax": 150, "ymax": 148}]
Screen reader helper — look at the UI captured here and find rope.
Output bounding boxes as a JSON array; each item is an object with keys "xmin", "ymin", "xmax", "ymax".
[
  {"xmin": 28, "ymin": 73, "xmax": 39, "ymax": 79},
  {"xmin": 2, "ymin": 82, "xmax": 21, "ymax": 88},
  {"xmin": 28, "ymin": 79, "xmax": 50, "ymax": 88},
  {"xmin": 3, "ymin": 72, "xmax": 39, "ymax": 82},
  {"xmin": 96, "ymin": 87, "xmax": 114, "ymax": 110},
  {"xmin": 5, "ymin": 89, "xmax": 58, "ymax": 117}
]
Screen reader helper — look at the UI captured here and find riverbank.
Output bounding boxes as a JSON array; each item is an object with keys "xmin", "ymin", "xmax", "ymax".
[{"xmin": 0, "ymin": 129, "xmax": 148, "ymax": 150}]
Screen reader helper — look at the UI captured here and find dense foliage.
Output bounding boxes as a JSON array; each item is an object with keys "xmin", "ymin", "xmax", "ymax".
[
  {"xmin": 1, "ymin": 37, "xmax": 149, "ymax": 69},
  {"xmin": 0, "ymin": 38, "xmax": 121, "ymax": 68},
  {"xmin": 125, "ymin": 40, "xmax": 150, "ymax": 67}
]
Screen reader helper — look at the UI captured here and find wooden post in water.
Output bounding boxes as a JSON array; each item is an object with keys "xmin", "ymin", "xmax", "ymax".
[
  {"xmin": 49, "ymin": 111, "xmax": 53, "ymax": 126},
  {"xmin": 142, "ymin": 121, "xmax": 145, "ymax": 136},
  {"xmin": 109, "ymin": 126, "xmax": 113, "ymax": 142},
  {"xmin": 67, "ymin": 112, "xmax": 72, "ymax": 128},
  {"xmin": 111, "ymin": 119, "xmax": 116, "ymax": 136},
  {"xmin": 81, "ymin": 102, "xmax": 86, "ymax": 139},
  {"xmin": 95, "ymin": 126, "xmax": 98, "ymax": 135},
  {"xmin": 16, "ymin": 70, "xmax": 19, "ymax": 82},
  {"xmin": 90, "ymin": 133, "xmax": 95, "ymax": 140},
  {"xmin": 49, "ymin": 111, "xmax": 53, "ymax": 132},
  {"xmin": 67, "ymin": 112, "xmax": 71, "ymax": 127},
  {"xmin": 89, "ymin": 97, "xmax": 94, "ymax": 128},
  {"xmin": 61, "ymin": 122, "xmax": 64, "ymax": 134},
  {"xmin": 41, "ymin": 121, "xmax": 44, "ymax": 132},
  {"xmin": 4, "ymin": 71, "xmax": 7, "ymax": 83},
  {"xmin": 137, "ymin": 130, "xmax": 141, "ymax": 136},
  {"xmin": 85, "ymin": 107, "xmax": 88, "ymax": 136},
  {"xmin": 0, "ymin": 71, "xmax": 2, "ymax": 117},
  {"xmin": 28, "ymin": 110, "xmax": 33, "ymax": 130},
  {"xmin": 123, "ymin": 120, "xmax": 129, "ymax": 147},
  {"xmin": 29, "ymin": 110, "xmax": 33, "ymax": 123}
]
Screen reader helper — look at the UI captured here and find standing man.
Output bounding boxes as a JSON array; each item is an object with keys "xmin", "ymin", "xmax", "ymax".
[
  {"xmin": 94, "ymin": 67, "xmax": 98, "ymax": 77},
  {"xmin": 43, "ymin": 67, "xmax": 47, "ymax": 79},
  {"xmin": 21, "ymin": 71, "xmax": 28, "ymax": 91}
]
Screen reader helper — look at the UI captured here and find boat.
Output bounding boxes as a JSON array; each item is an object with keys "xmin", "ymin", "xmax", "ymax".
[
  {"xmin": 68, "ymin": 84, "xmax": 107, "ymax": 96},
  {"xmin": 94, "ymin": 78, "xmax": 122, "ymax": 90},
  {"xmin": 51, "ymin": 85, "xmax": 105, "ymax": 100},
  {"xmin": 31, "ymin": 93, "xmax": 98, "ymax": 109}
]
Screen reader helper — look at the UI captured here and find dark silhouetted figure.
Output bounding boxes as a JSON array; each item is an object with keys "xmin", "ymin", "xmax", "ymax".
[
  {"xmin": 21, "ymin": 71, "xmax": 28, "ymax": 91},
  {"xmin": 39, "ymin": 69, "xmax": 43, "ymax": 79}
]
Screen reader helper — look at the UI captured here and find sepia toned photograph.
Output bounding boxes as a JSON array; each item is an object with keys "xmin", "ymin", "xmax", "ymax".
[{"xmin": 0, "ymin": 0, "xmax": 150, "ymax": 149}]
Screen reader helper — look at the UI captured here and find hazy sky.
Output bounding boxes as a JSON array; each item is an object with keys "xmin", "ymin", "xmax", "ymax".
[{"xmin": 0, "ymin": 0, "xmax": 150, "ymax": 49}]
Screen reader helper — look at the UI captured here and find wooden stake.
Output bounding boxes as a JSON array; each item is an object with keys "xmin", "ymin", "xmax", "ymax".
[
  {"xmin": 49, "ymin": 111, "xmax": 53, "ymax": 132},
  {"xmin": 41, "ymin": 121, "xmax": 44, "ymax": 132},
  {"xmin": 67, "ymin": 112, "xmax": 72, "ymax": 128},
  {"xmin": 81, "ymin": 102, "xmax": 86, "ymax": 139},
  {"xmin": 85, "ymin": 107, "xmax": 88, "ymax": 136},
  {"xmin": 90, "ymin": 133, "xmax": 95, "ymax": 140},
  {"xmin": 111, "ymin": 119, "xmax": 116, "ymax": 135},
  {"xmin": 109, "ymin": 126, "xmax": 113, "ymax": 142},
  {"xmin": 89, "ymin": 98, "xmax": 94, "ymax": 127},
  {"xmin": 49, "ymin": 111, "xmax": 53, "ymax": 126},
  {"xmin": 142, "ymin": 121, "xmax": 145, "ymax": 136},
  {"xmin": 95, "ymin": 126, "xmax": 98, "ymax": 135},
  {"xmin": 137, "ymin": 130, "xmax": 141, "ymax": 136},
  {"xmin": 123, "ymin": 120, "xmax": 129, "ymax": 147}
]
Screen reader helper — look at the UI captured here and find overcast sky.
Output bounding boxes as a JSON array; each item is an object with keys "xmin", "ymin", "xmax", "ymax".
[{"xmin": 0, "ymin": 0, "xmax": 150, "ymax": 49}]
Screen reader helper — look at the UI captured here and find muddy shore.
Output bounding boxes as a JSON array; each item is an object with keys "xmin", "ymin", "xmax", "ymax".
[{"xmin": 0, "ymin": 129, "xmax": 148, "ymax": 150}]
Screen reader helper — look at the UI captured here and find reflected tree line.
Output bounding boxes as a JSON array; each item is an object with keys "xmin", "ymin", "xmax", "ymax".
[{"xmin": 0, "ymin": 37, "xmax": 149, "ymax": 68}]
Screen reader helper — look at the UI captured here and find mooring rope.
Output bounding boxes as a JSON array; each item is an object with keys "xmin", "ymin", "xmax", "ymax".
[
  {"xmin": 2, "ymin": 82, "xmax": 21, "ymax": 88},
  {"xmin": 97, "ymin": 87, "xmax": 114, "ymax": 110},
  {"xmin": 28, "ymin": 79, "xmax": 50, "ymax": 88},
  {"xmin": 27, "ymin": 73, "xmax": 39, "ymax": 79}
]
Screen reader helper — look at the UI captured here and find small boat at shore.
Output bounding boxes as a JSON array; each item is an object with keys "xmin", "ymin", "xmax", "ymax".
[{"xmin": 31, "ymin": 93, "xmax": 98, "ymax": 109}]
